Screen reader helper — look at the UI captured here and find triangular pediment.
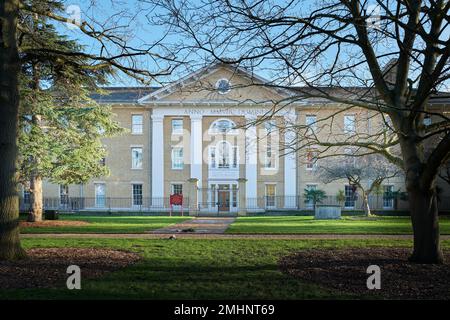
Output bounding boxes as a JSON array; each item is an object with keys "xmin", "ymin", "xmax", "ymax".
[{"xmin": 138, "ymin": 62, "xmax": 293, "ymax": 104}]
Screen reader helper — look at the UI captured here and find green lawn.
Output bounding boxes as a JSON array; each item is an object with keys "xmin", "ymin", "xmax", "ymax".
[
  {"xmin": 20, "ymin": 215, "xmax": 192, "ymax": 234},
  {"xmin": 226, "ymin": 216, "xmax": 450, "ymax": 234},
  {"xmin": 4, "ymin": 238, "xmax": 450, "ymax": 299}
]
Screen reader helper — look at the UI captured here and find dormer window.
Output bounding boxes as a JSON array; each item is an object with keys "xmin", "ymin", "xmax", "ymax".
[{"xmin": 216, "ymin": 79, "xmax": 231, "ymax": 94}]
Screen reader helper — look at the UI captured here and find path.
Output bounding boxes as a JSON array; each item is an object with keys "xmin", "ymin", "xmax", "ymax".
[
  {"xmin": 151, "ymin": 217, "xmax": 236, "ymax": 234},
  {"xmin": 20, "ymin": 233, "xmax": 450, "ymax": 240}
]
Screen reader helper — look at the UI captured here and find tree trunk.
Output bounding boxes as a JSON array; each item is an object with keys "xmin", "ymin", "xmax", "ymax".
[
  {"xmin": 362, "ymin": 192, "xmax": 371, "ymax": 217},
  {"xmin": 408, "ymin": 187, "xmax": 443, "ymax": 264},
  {"xmin": 27, "ymin": 175, "xmax": 43, "ymax": 222},
  {"xmin": 0, "ymin": 0, "xmax": 26, "ymax": 260}
]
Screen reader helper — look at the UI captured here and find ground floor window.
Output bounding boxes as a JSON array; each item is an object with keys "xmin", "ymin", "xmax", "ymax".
[
  {"xmin": 132, "ymin": 184, "xmax": 143, "ymax": 206},
  {"xmin": 172, "ymin": 184, "xmax": 183, "ymax": 195},
  {"xmin": 345, "ymin": 185, "xmax": 356, "ymax": 208},
  {"xmin": 232, "ymin": 184, "xmax": 238, "ymax": 208},
  {"xmin": 23, "ymin": 189, "xmax": 30, "ymax": 205},
  {"xmin": 95, "ymin": 183, "xmax": 106, "ymax": 207},
  {"xmin": 383, "ymin": 185, "xmax": 394, "ymax": 208},
  {"xmin": 265, "ymin": 184, "xmax": 276, "ymax": 208},
  {"xmin": 60, "ymin": 185, "xmax": 69, "ymax": 207}
]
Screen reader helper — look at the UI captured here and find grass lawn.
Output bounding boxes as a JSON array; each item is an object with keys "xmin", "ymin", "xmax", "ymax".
[
  {"xmin": 226, "ymin": 216, "xmax": 450, "ymax": 234},
  {"xmin": 20, "ymin": 215, "xmax": 192, "ymax": 234},
  {"xmin": 4, "ymin": 238, "xmax": 450, "ymax": 299}
]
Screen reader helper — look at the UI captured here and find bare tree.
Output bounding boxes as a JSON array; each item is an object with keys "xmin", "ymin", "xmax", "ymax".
[
  {"xmin": 0, "ymin": 0, "xmax": 176, "ymax": 260},
  {"xmin": 318, "ymin": 154, "xmax": 402, "ymax": 216},
  {"xmin": 153, "ymin": 0, "xmax": 450, "ymax": 263}
]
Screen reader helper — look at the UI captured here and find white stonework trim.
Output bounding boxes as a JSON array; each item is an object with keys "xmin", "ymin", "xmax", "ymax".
[
  {"xmin": 151, "ymin": 115, "xmax": 164, "ymax": 199},
  {"xmin": 284, "ymin": 114, "xmax": 298, "ymax": 208},
  {"xmin": 245, "ymin": 115, "xmax": 258, "ymax": 207},
  {"xmin": 190, "ymin": 115, "xmax": 203, "ymax": 203}
]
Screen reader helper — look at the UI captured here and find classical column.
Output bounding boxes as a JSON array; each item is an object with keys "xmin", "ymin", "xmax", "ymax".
[
  {"xmin": 284, "ymin": 113, "xmax": 297, "ymax": 208},
  {"xmin": 190, "ymin": 115, "xmax": 203, "ymax": 204},
  {"xmin": 187, "ymin": 178, "xmax": 199, "ymax": 214},
  {"xmin": 237, "ymin": 178, "xmax": 247, "ymax": 216},
  {"xmin": 245, "ymin": 115, "xmax": 258, "ymax": 208},
  {"xmin": 151, "ymin": 115, "xmax": 164, "ymax": 203}
]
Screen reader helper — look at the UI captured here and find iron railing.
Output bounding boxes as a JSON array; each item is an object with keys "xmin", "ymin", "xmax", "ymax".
[{"xmin": 19, "ymin": 195, "xmax": 450, "ymax": 214}]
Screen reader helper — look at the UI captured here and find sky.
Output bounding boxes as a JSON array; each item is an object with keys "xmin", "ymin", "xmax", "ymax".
[{"xmin": 54, "ymin": 0, "xmax": 450, "ymax": 92}]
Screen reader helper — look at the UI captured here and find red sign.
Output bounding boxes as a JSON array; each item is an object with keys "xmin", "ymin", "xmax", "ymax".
[{"xmin": 170, "ymin": 194, "xmax": 183, "ymax": 206}]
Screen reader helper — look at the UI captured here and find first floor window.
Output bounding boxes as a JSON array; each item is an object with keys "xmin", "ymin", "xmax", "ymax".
[
  {"xmin": 132, "ymin": 184, "xmax": 143, "ymax": 206},
  {"xmin": 60, "ymin": 185, "xmax": 69, "ymax": 207},
  {"xmin": 172, "ymin": 184, "xmax": 183, "ymax": 195},
  {"xmin": 383, "ymin": 185, "xmax": 394, "ymax": 208},
  {"xmin": 131, "ymin": 114, "xmax": 143, "ymax": 134},
  {"xmin": 344, "ymin": 115, "xmax": 356, "ymax": 134},
  {"xmin": 345, "ymin": 185, "xmax": 356, "ymax": 208},
  {"xmin": 306, "ymin": 149, "xmax": 318, "ymax": 170},
  {"xmin": 131, "ymin": 147, "xmax": 143, "ymax": 169},
  {"xmin": 265, "ymin": 184, "xmax": 276, "ymax": 208},
  {"xmin": 172, "ymin": 147, "xmax": 184, "ymax": 169},
  {"xmin": 95, "ymin": 184, "xmax": 106, "ymax": 207}
]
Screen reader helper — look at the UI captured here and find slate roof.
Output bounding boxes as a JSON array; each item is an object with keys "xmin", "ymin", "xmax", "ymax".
[{"xmin": 90, "ymin": 87, "xmax": 159, "ymax": 103}]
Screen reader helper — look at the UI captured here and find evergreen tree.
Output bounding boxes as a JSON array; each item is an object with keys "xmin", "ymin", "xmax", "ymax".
[{"xmin": 18, "ymin": 1, "xmax": 124, "ymax": 222}]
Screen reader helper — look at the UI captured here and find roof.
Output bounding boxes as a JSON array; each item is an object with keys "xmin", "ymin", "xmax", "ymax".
[{"xmin": 90, "ymin": 87, "xmax": 159, "ymax": 103}]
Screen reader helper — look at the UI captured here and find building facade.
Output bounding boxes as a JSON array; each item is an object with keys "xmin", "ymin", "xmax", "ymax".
[{"xmin": 27, "ymin": 62, "xmax": 450, "ymax": 214}]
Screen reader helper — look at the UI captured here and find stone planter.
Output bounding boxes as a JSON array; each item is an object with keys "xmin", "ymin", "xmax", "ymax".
[{"xmin": 315, "ymin": 205, "xmax": 342, "ymax": 220}]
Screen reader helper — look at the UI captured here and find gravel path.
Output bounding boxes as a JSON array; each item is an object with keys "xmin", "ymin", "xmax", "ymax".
[
  {"xmin": 151, "ymin": 217, "xmax": 236, "ymax": 234},
  {"xmin": 20, "ymin": 233, "xmax": 450, "ymax": 240}
]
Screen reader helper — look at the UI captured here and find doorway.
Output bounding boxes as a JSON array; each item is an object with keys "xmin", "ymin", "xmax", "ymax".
[{"xmin": 218, "ymin": 184, "xmax": 230, "ymax": 212}]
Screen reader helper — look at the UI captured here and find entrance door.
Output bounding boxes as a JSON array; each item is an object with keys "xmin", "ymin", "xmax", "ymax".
[{"xmin": 218, "ymin": 191, "xmax": 230, "ymax": 212}]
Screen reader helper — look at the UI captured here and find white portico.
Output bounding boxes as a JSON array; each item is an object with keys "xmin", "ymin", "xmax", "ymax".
[{"xmin": 139, "ymin": 62, "xmax": 299, "ymax": 213}]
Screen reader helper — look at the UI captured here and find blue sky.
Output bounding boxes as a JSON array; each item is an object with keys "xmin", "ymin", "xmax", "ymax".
[{"xmin": 54, "ymin": 0, "xmax": 450, "ymax": 92}]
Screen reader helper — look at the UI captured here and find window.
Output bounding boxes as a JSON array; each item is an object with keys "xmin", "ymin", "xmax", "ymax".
[
  {"xmin": 132, "ymin": 184, "xmax": 143, "ymax": 206},
  {"xmin": 172, "ymin": 184, "xmax": 183, "ymax": 195},
  {"xmin": 209, "ymin": 146, "xmax": 216, "ymax": 168},
  {"xmin": 232, "ymin": 146, "xmax": 238, "ymax": 168},
  {"xmin": 216, "ymin": 79, "xmax": 231, "ymax": 94},
  {"xmin": 264, "ymin": 121, "xmax": 276, "ymax": 168},
  {"xmin": 305, "ymin": 184, "xmax": 317, "ymax": 209},
  {"xmin": 383, "ymin": 185, "xmax": 394, "ymax": 208},
  {"xmin": 232, "ymin": 184, "xmax": 238, "ymax": 208},
  {"xmin": 344, "ymin": 115, "xmax": 356, "ymax": 134},
  {"xmin": 306, "ymin": 115, "xmax": 317, "ymax": 132},
  {"xmin": 95, "ymin": 183, "xmax": 106, "ymax": 208},
  {"xmin": 345, "ymin": 185, "xmax": 357, "ymax": 208},
  {"xmin": 131, "ymin": 147, "xmax": 143, "ymax": 169},
  {"xmin": 265, "ymin": 184, "xmax": 276, "ymax": 208},
  {"xmin": 131, "ymin": 114, "xmax": 143, "ymax": 134},
  {"xmin": 172, "ymin": 147, "xmax": 184, "ymax": 169},
  {"xmin": 306, "ymin": 149, "xmax": 318, "ymax": 170},
  {"xmin": 344, "ymin": 148, "xmax": 356, "ymax": 165},
  {"xmin": 209, "ymin": 119, "xmax": 236, "ymax": 134},
  {"xmin": 218, "ymin": 141, "xmax": 230, "ymax": 168},
  {"xmin": 23, "ymin": 190, "xmax": 30, "ymax": 205},
  {"xmin": 172, "ymin": 119, "xmax": 183, "ymax": 134},
  {"xmin": 59, "ymin": 185, "xmax": 69, "ymax": 207}
]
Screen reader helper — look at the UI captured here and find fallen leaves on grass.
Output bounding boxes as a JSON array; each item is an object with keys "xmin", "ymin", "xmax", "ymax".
[
  {"xmin": 0, "ymin": 248, "xmax": 140, "ymax": 289},
  {"xmin": 279, "ymin": 248, "xmax": 450, "ymax": 299}
]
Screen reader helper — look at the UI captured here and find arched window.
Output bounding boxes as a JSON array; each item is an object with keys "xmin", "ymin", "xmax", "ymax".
[
  {"xmin": 209, "ymin": 140, "xmax": 238, "ymax": 169},
  {"xmin": 209, "ymin": 119, "xmax": 237, "ymax": 134}
]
